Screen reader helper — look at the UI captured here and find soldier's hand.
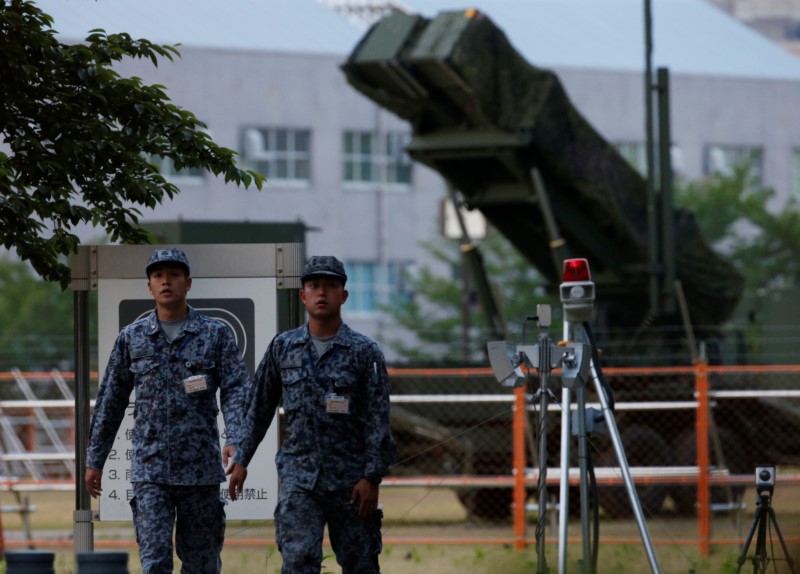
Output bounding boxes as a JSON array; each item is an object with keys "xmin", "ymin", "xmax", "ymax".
[
  {"xmin": 85, "ymin": 467, "xmax": 103, "ymax": 498},
  {"xmin": 222, "ymin": 444, "xmax": 236, "ymax": 474},
  {"xmin": 228, "ymin": 464, "xmax": 247, "ymax": 501},
  {"xmin": 351, "ymin": 479, "xmax": 378, "ymax": 518}
]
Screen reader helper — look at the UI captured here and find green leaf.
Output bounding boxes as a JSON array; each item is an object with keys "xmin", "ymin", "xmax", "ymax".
[{"xmin": 0, "ymin": 0, "xmax": 264, "ymax": 287}]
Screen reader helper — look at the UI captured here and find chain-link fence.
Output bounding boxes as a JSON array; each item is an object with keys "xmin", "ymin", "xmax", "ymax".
[
  {"xmin": 386, "ymin": 365, "xmax": 800, "ymax": 547},
  {"xmin": 1, "ymin": 367, "xmax": 798, "ymax": 555}
]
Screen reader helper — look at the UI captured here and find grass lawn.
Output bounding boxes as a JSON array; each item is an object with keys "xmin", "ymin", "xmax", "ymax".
[{"xmin": 0, "ymin": 484, "xmax": 798, "ymax": 573}]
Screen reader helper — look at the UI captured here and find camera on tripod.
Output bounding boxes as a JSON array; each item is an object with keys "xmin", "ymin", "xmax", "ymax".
[
  {"xmin": 755, "ymin": 464, "xmax": 776, "ymax": 493},
  {"xmin": 737, "ymin": 463, "xmax": 796, "ymax": 574}
]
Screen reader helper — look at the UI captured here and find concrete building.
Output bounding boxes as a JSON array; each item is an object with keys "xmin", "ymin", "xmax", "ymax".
[
  {"xmin": 35, "ymin": 0, "xmax": 800, "ymax": 359},
  {"xmin": 706, "ymin": 0, "xmax": 800, "ymax": 56}
]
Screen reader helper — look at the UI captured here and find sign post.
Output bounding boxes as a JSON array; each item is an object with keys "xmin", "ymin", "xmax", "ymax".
[{"xmin": 71, "ymin": 244, "xmax": 304, "ymax": 548}]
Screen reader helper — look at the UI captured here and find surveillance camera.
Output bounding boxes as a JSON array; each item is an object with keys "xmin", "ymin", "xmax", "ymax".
[{"xmin": 755, "ymin": 464, "xmax": 776, "ymax": 490}]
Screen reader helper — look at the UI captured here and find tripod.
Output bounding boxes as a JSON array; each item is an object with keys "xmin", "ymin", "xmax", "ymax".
[
  {"xmin": 554, "ymin": 258, "xmax": 660, "ymax": 573},
  {"xmin": 556, "ymin": 318, "xmax": 661, "ymax": 574},
  {"xmin": 488, "ymin": 259, "xmax": 662, "ymax": 574},
  {"xmin": 489, "ymin": 306, "xmax": 595, "ymax": 574},
  {"xmin": 736, "ymin": 488, "xmax": 796, "ymax": 574},
  {"xmin": 523, "ymin": 305, "xmax": 592, "ymax": 573}
]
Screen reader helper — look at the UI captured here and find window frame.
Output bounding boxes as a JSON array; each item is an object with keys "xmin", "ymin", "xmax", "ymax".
[
  {"xmin": 344, "ymin": 260, "xmax": 413, "ymax": 315},
  {"xmin": 149, "ymin": 155, "xmax": 206, "ymax": 185},
  {"xmin": 614, "ymin": 141, "xmax": 648, "ymax": 176},
  {"xmin": 342, "ymin": 130, "xmax": 412, "ymax": 191},
  {"xmin": 790, "ymin": 148, "xmax": 800, "ymax": 200},
  {"xmin": 242, "ymin": 126, "xmax": 312, "ymax": 187},
  {"xmin": 704, "ymin": 144, "xmax": 763, "ymax": 186}
]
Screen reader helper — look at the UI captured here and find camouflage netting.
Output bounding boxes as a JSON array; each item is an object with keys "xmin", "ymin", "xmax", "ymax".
[{"xmin": 343, "ymin": 9, "xmax": 743, "ymax": 328}]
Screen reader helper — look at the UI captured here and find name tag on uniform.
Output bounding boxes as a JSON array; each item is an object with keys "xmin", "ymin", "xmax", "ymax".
[
  {"xmin": 184, "ymin": 374, "xmax": 208, "ymax": 394},
  {"xmin": 326, "ymin": 394, "xmax": 349, "ymax": 414}
]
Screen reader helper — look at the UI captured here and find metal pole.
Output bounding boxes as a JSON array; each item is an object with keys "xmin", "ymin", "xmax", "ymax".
[
  {"xmin": 644, "ymin": 0, "xmax": 660, "ymax": 318},
  {"xmin": 695, "ymin": 347, "xmax": 711, "ymax": 557},
  {"xmin": 73, "ymin": 289, "xmax": 94, "ymax": 553},
  {"xmin": 587, "ymin": 352, "xmax": 660, "ymax": 573},
  {"xmin": 450, "ymin": 184, "xmax": 508, "ymax": 341},
  {"xmin": 558, "ymin": 320, "xmax": 593, "ymax": 574},
  {"xmin": 513, "ymin": 386, "xmax": 528, "ymax": 550},
  {"xmin": 557, "ymin": 351, "xmax": 572, "ymax": 572},
  {"xmin": 575, "ymin": 384, "xmax": 591, "ymax": 573},
  {"xmin": 657, "ymin": 67, "xmax": 676, "ymax": 315},
  {"xmin": 460, "ymin": 252, "xmax": 471, "ymax": 361},
  {"xmin": 530, "ymin": 168, "xmax": 568, "ymax": 277},
  {"xmin": 535, "ymin": 325, "xmax": 551, "ymax": 574}
]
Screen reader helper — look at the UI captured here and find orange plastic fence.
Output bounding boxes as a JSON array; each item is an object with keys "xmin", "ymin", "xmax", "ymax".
[{"xmin": 2, "ymin": 366, "xmax": 800, "ymax": 556}]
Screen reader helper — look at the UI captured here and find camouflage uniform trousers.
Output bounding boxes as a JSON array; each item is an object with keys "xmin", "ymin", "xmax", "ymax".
[
  {"xmin": 131, "ymin": 482, "xmax": 226, "ymax": 574},
  {"xmin": 275, "ymin": 481, "xmax": 383, "ymax": 574}
]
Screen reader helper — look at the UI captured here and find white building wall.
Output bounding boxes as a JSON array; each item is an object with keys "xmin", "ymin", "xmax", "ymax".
[
  {"xmin": 87, "ymin": 42, "xmax": 800, "ymax": 358},
  {"xmin": 558, "ymin": 67, "xmax": 800, "ymax": 201},
  {"xmin": 107, "ymin": 47, "xmax": 449, "ymax": 357},
  {"xmin": 25, "ymin": 0, "xmax": 800, "ymax": 358}
]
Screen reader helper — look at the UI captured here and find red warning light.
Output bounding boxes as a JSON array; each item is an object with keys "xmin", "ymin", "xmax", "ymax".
[{"xmin": 562, "ymin": 258, "xmax": 591, "ymax": 282}]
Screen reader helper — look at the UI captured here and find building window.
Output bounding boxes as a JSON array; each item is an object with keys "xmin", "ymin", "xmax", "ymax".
[
  {"xmin": 791, "ymin": 149, "xmax": 800, "ymax": 200},
  {"xmin": 705, "ymin": 145, "xmax": 763, "ymax": 186},
  {"xmin": 343, "ymin": 131, "xmax": 375, "ymax": 184},
  {"xmin": 243, "ymin": 127, "xmax": 310, "ymax": 184},
  {"xmin": 149, "ymin": 155, "xmax": 205, "ymax": 183},
  {"xmin": 343, "ymin": 131, "xmax": 412, "ymax": 188},
  {"xmin": 386, "ymin": 132, "xmax": 412, "ymax": 185},
  {"xmin": 613, "ymin": 141, "xmax": 685, "ymax": 178},
  {"xmin": 614, "ymin": 141, "xmax": 648, "ymax": 175},
  {"xmin": 345, "ymin": 261, "xmax": 413, "ymax": 313}
]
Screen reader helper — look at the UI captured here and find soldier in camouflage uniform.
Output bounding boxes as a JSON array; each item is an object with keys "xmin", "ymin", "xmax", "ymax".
[
  {"xmin": 85, "ymin": 248, "xmax": 251, "ymax": 574},
  {"xmin": 229, "ymin": 255, "xmax": 396, "ymax": 574}
]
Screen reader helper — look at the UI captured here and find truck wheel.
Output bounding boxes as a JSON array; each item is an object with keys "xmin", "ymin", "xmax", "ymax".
[
  {"xmin": 456, "ymin": 488, "xmax": 513, "ymax": 521},
  {"xmin": 669, "ymin": 428, "xmax": 746, "ymax": 516},
  {"xmin": 597, "ymin": 425, "xmax": 670, "ymax": 518}
]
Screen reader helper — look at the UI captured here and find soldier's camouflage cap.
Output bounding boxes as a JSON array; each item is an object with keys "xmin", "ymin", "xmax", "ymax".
[
  {"xmin": 146, "ymin": 248, "xmax": 191, "ymax": 276},
  {"xmin": 301, "ymin": 255, "xmax": 347, "ymax": 283}
]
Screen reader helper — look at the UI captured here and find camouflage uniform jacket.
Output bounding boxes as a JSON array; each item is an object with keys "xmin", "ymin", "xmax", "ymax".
[
  {"xmin": 236, "ymin": 322, "xmax": 396, "ymax": 491},
  {"xmin": 87, "ymin": 307, "xmax": 250, "ymax": 485}
]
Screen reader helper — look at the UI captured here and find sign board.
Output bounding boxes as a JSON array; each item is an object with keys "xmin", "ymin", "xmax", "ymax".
[{"xmin": 91, "ymin": 245, "xmax": 300, "ymax": 522}]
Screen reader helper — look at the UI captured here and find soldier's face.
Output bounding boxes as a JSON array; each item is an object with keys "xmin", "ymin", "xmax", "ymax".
[
  {"xmin": 147, "ymin": 265, "xmax": 192, "ymax": 306},
  {"xmin": 300, "ymin": 277, "xmax": 347, "ymax": 320}
]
